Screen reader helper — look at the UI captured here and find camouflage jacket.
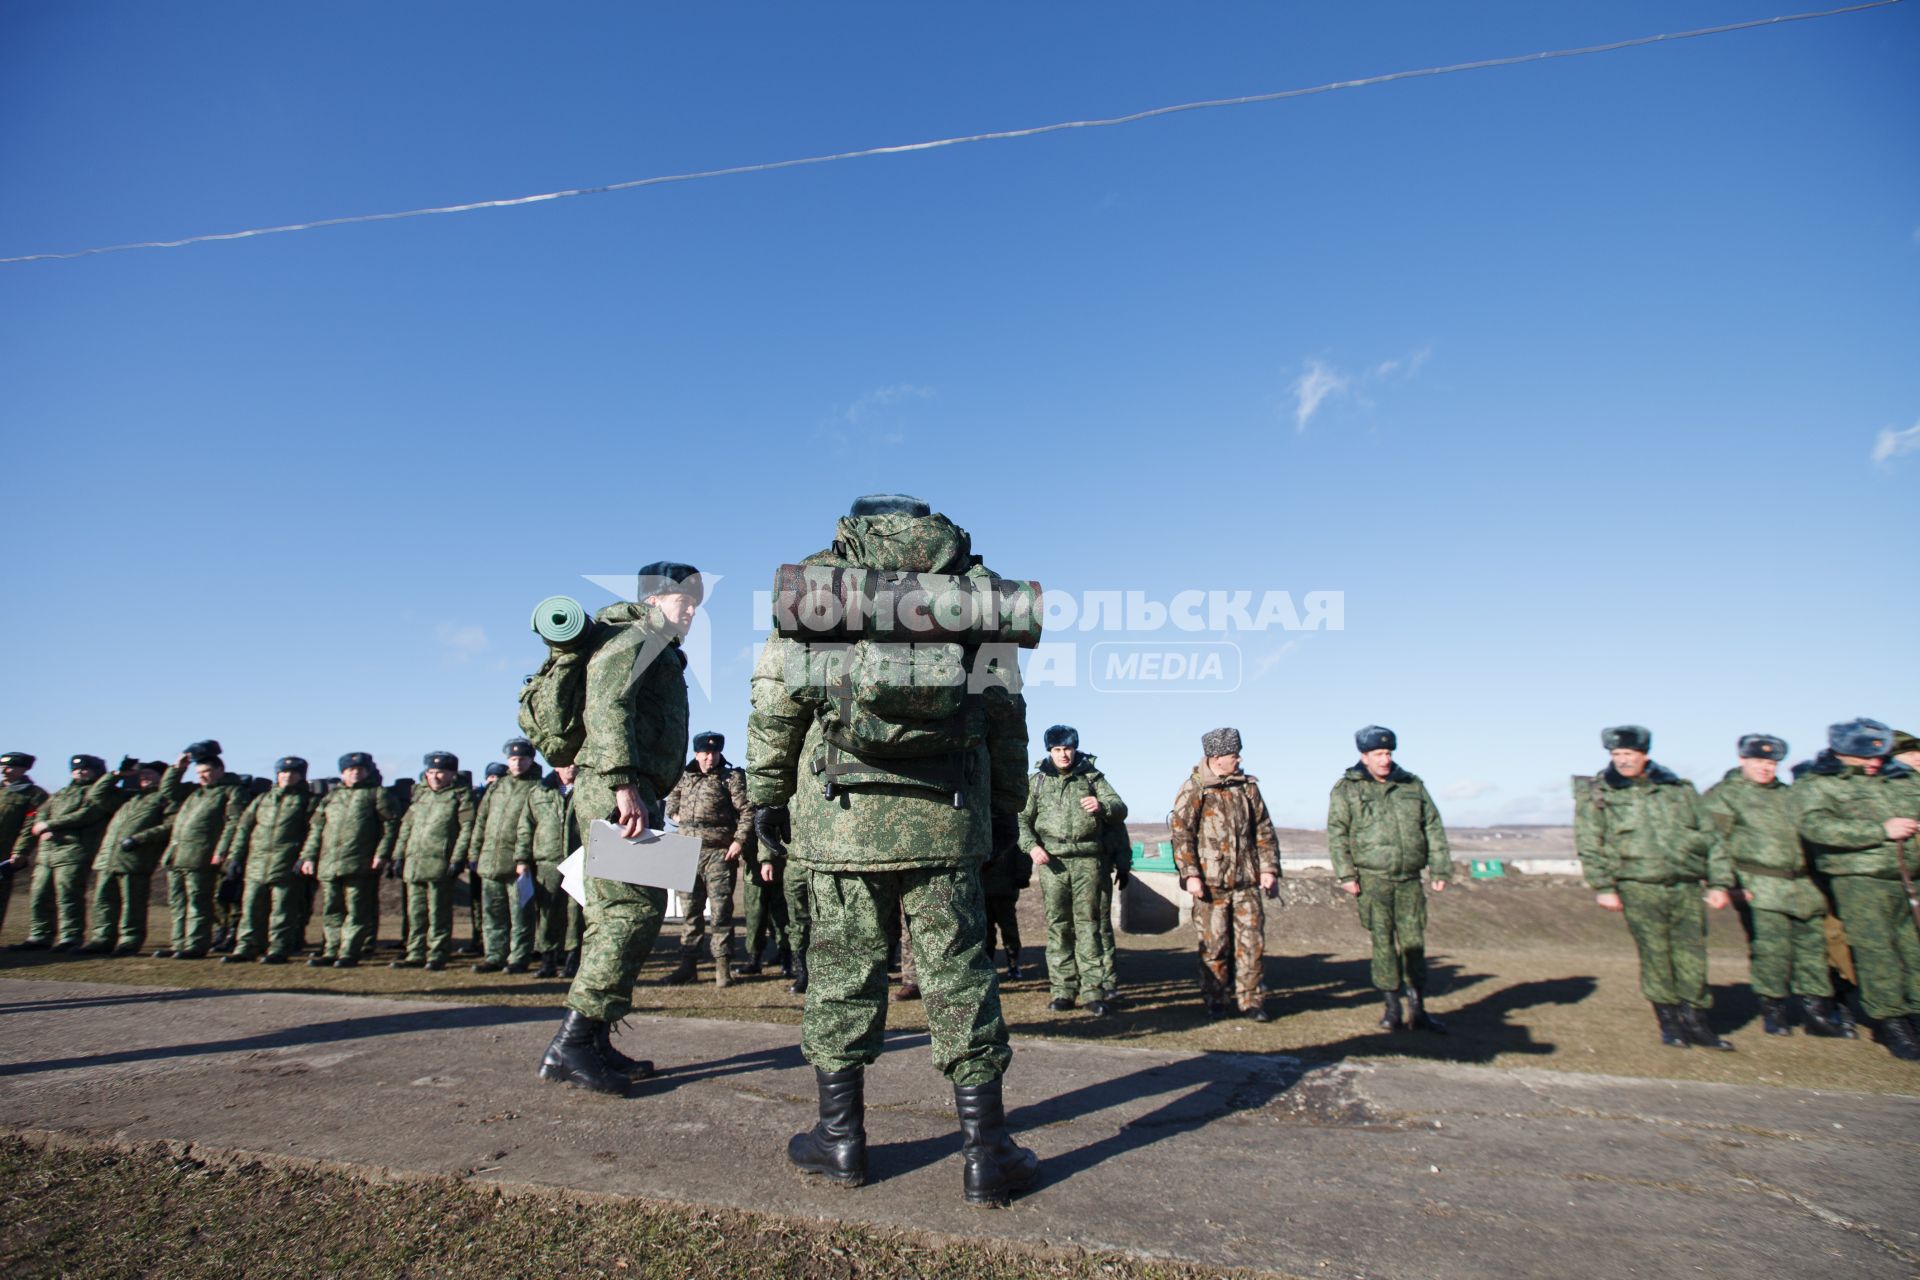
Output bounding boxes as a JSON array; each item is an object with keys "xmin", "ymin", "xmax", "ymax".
[
  {"xmin": 96, "ymin": 785, "xmax": 176, "ymax": 876},
  {"xmin": 1, "ymin": 779, "xmax": 50, "ymax": 862},
  {"xmin": 1572, "ymin": 763, "xmax": 1728, "ymax": 891},
  {"xmin": 471, "ymin": 772, "xmax": 545, "ymax": 877},
  {"xmin": 1327, "ymin": 763, "xmax": 1454, "ymax": 883},
  {"xmin": 524, "ymin": 781, "xmax": 579, "ymax": 866},
  {"xmin": 664, "ymin": 759, "xmax": 753, "ymax": 854},
  {"xmin": 1794, "ymin": 753, "xmax": 1919, "ymax": 880},
  {"xmin": 224, "ymin": 785, "xmax": 313, "ymax": 885},
  {"xmin": 394, "ymin": 782, "xmax": 476, "ymax": 883},
  {"xmin": 300, "ymin": 780, "xmax": 400, "ymax": 879},
  {"xmin": 160, "ymin": 767, "xmax": 251, "ymax": 871},
  {"xmin": 748, "ymin": 512, "xmax": 1030, "ymax": 872},
  {"xmin": 20, "ymin": 773, "xmax": 122, "ymax": 867},
  {"xmin": 1700, "ymin": 769, "xmax": 1825, "ymax": 917},
  {"xmin": 1171, "ymin": 765, "xmax": 1280, "ymax": 890},
  {"xmin": 1017, "ymin": 753, "xmax": 1127, "ymax": 857},
  {"xmin": 574, "ymin": 601, "xmax": 690, "ymax": 814}
]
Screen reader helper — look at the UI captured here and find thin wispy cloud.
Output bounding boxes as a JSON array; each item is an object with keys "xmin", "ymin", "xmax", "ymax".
[
  {"xmin": 1290, "ymin": 344, "xmax": 1430, "ymax": 431},
  {"xmin": 1871, "ymin": 419, "xmax": 1920, "ymax": 467},
  {"xmin": 1292, "ymin": 361, "xmax": 1350, "ymax": 431}
]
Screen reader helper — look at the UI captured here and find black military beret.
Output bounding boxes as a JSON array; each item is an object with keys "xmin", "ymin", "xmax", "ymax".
[
  {"xmin": 0, "ymin": 752, "xmax": 33, "ymax": 769},
  {"xmin": 692, "ymin": 731, "xmax": 724, "ymax": 753},
  {"xmin": 338, "ymin": 751, "xmax": 374, "ymax": 772},
  {"xmin": 424, "ymin": 751, "xmax": 459, "ymax": 771},
  {"xmin": 276, "ymin": 756, "xmax": 308, "ymax": 775},
  {"xmin": 502, "ymin": 737, "xmax": 537, "ymax": 759},
  {"xmin": 1601, "ymin": 725, "xmax": 1651, "ymax": 752},
  {"xmin": 1355, "ymin": 725, "xmax": 1397, "ymax": 753},
  {"xmin": 849, "ymin": 493, "xmax": 931, "ymax": 518},
  {"xmin": 484, "ymin": 762, "xmax": 508, "ymax": 779},
  {"xmin": 1737, "ymin": 734, "xmax": 1788, "ymax": 760},
  {"xmin": 1043, "ymin": 725, "xmax": 1079, "ymax": 750},
  {"xmin": 69, "ymin": 754, "xmax": 106, "ymax": 773},
  {"xmin": 636, "ymin": 561, "xmax": 703, "ymax": 603},
  {"xmin": 185, "ymin": 739, "xmax": 223, "ymax": 764},
  {"xmin": 1828, "ymin": 718, "xmax": 1891, "ymax": 758}
]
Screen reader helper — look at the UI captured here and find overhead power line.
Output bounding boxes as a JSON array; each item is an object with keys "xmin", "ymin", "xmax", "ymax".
[{"xmin": 1, "ymin": 0, "xmax": 1903, "ymax": 267}]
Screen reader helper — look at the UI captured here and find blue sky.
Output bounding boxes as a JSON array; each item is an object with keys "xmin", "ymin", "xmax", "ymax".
[{"xmin": 2, "ymin": 1, "xmax": 1915, "ymax": 826}]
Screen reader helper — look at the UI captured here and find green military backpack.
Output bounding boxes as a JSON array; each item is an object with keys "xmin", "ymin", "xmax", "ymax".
[{"xmin": 516, "ymin": 596, "xmax": 603, "ymax": 769}]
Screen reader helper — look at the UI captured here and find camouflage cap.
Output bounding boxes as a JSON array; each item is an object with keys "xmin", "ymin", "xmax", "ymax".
[
  {"xmin": 424, "ymin": 750, "xmax": 459, "ymax": 771},
  {"xmin": 275, "ymin": 756, "xmax": 308, "ymax": 775},
  {"xmin": 1737, "ymin": 734, "xmax": 1788, "ymax": 760},
  {"xmin": 849, "ymin": 494, "xmax": 930, "ymax": 517},
  {"xmin": 502, "ymin": 737, "xmax": 537, "ymax": 759},
  {"xmin": 636, "ymin": 561, "xmax": 703, "ymax": 604},
  {"xmin": 0, "ymin": 752, "xmax": 33, "ymax": 769},
  {"xmin": 1601, "ymin": 725, "xmax": 1651, "ymax": 752},
  {"xmin": 1892, "ymin": 730, "xmax": 1919, "ymax": 757},
  {"xmin": 1200, "ymin": 727, "xmax": 1242, "ymax": 757},
  {"xmin": 1828, "ymin": 718, "xmax": 1891, "ymax": 758},
  {"xmin": 68, "ymin": 754, "xmax": 106, "ymax": 773},
  {"xmin": 692, "ymin": 731, "xmax": 724, "ymax": 753},
  {"xmin": 1355, "ymin": 725, "xmax": 1396, "ymax": 752},
  {"xmin": 338, "ymin": 751, "xmax": 374, "ymax": 772},
  {"xmin": 1043, "ymin": 725, "xmax": 1079, "ymax": 750}
]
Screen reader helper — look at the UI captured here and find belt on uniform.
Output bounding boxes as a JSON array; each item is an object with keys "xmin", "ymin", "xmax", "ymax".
[{"xmin": 1735, "ymin": 862, "xmax": 1805, "ymax": 880}]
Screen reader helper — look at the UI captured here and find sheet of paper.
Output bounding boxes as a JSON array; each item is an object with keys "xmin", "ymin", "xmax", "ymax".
[
  {"xmin": 515, "ymin": 867, "xmax": 536, "ymax": 909},
  {"xmin": 558, "ymin": 848, "xmax": 587, "ymax": 906},
  {"xmin": 584, "ymin": 819, "xmax": 704, "ymax": 892}
]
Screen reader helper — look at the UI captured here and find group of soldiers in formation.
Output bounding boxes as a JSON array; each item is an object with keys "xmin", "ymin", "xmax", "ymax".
[{"xmin": 4, "ymin": 495, "xmax": 1917, "ymax": 1205}]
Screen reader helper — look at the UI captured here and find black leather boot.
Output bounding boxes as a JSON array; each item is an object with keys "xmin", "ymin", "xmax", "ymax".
[
  {"xmin": 954, "ymin": 1079, "xmax": 1039, "ymax": 1207},
  {"xmin": 1876, "ymin": 1014, "xmax": 1920, "ymax": 1061},
  {"xmin": 778, "ymin": 943, "xmax": 793, "ymax": 979},
  {"xmin": 1757, "ymin": 996, "xmax": 1791, "ymax": 1036},
  {"xmin": 1654, "ymin": 1003, "xmax": 1689, "ymax": 1048},
  {"xmin": 1404, "ymin": 986, "xmax": 1447, "ymax": 1034},
  {"xmin": 788, "ymin": 952, "xmax": 809, "ymax": 995},
  {"xmin": 562, "ymin": 946, "xmax": 580, "ymax": 978},
  {"xmin": 1378, "ymin": 990, "xmax": 1403, "ymax": 1032},
  {"xmin": 1800, "ymin": 996, "xmax": 1855, "ymax": 1038},
  {"xmin": 1680, "ymin": 1004, "xmax": 1734, "ymax": 1051},
  {"xmin": 661, "ymin": 951, "xmax": 698, "ymax": 986},
  {"xmin": 537, "ymin": 1010, "xmax": 629, "ymax": 1096},
  {"xmin": 535, "ymin": 950, "xmax": 559, "ymax": 979},
  {"xmin": 594, "ymin": 1022, "xmax": 655, "ymax": 1080},
  {"xmin": 787, "ymin": 1067, "xmax": 867, "ymax": 1186},
  {"xmin": 1003, "ymin": 949, "xmax": 1023, "ymax": 982}
]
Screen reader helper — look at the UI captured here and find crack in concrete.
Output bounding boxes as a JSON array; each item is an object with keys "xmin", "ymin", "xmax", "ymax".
[{"xmin": 1725, "ymin": 1166, "xmax": 1920, "ymax": 1268}]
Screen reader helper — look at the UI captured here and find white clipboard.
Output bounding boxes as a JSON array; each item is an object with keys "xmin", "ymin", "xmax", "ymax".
[{"xmin": 571, "ymin": 819, "xmax": 704, "ymax": 896}]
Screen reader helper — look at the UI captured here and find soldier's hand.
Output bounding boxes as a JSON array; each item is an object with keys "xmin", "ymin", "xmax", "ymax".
[
  {"xmin": 1595, "ymin": 891, "xmax": 1624, "ymax": 912},
  {"xmin": 1884, "ymin": 817, "xmax": 1919, "ymax": 840},
  {"xmin": 1028, "ymin": 846, "xmax": 1050, "ymax": 866},
  {"xmin": 300, "ymin": 859, "xmax": 316, "ymax": 876},
  {"xmin": 724, "ymin": 842, "xmax": 743, "ymax": 863},
  {"xmin": 1259, "ymin": 871, "xmax": 1278, "ymax": 894},
  {"xmin": 1431, "ymin": 879, "xmax": 1448, "ymax": 893},
  {"xmin": 1078, "ymin": 796, "xmax": 1100, "ymax": 814},
  {"xmin": 1184, "ymin": 875, "xmax": 1206, "ymax": 900},
  {"xmin": 614, "ymin": 786, "xmax": 648, "ymax": 839},
  {"xmin": 31, "ymin": 820, "xmax": 49, "ymax": 837},
  {"xmin": 1740, "ymin": 888, "xmax": 1754, "ymax": 902},
  {"xmin": 176, "ymin": 752, "xmax": 191, "ymax": 770},
  {"xmin": 1341, "ymin": 879, "xmax": 1361, "ymax": 897},
  {"xmin": 210, "ymin": 854, "xmax": 224, "ymax": 868},
  {"xmin": 1704, "ymin": 888, "xmax": 1731, "ymax": 910}
]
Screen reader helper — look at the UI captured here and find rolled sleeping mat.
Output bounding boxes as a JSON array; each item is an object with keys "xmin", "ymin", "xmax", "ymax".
[
  {"xmin": 770, "ymin": 564, "xmax": 1043, "ymax": 648},
  {"xmin": 531, "ymin": 595, "xmax": 589, "ymax": 647}
]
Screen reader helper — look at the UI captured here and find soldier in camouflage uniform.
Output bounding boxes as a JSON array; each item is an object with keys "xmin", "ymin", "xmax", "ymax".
[
  {"xmin": 462, "ymin": 763, "xmax": 505, "ymax": 955},
  {"xmin": 738, "ymin": 794, "xmax": 789, "ymax": 979},
  {"xmin": 1327, "ymin": 726, "xmax": 1454, "ymax": 1033},
  {"xmin": 662, "ymin": 731, "xmax": 754, "ymax": 988},
  {"xmin": 751, "ymin": 495, "xmax": 1038, "ymax": 1206},
  {"xmin": 522, "ymin": 764, "xmax": 581, "ymax": 978},
  {"xmin": 539, "ymin": 562, "xmax": 699, "ymax": 1096},
  {"xmin": 1172, "ymin": 728, "xmax": 1281, "ymax": 1021},
  {"xmin": 220, "ymin": 756, "xmax": 313, "ymax": 963},
  {"xmin": 13, "ymin": 755, "xmax": 121, "ymax": 951},
  {"xmin": 1575, "ymin": 726, "xmax": 1736, "ymax": 1050},
  {"xmin": 470, "ymin": 739, "xmax": 546, "ymax": 974},
  {"xmin": 1702, "ymin": 734, "xmax": 1851, "ymax": 1037},
  {"xmin": 299, "ymin": 752, "xmax": 399, "ymax": 966},
  {"xmin": 82, "ymin": 762, "xmax": 173, "ymax": 954},
  {"xmin": 1019, "ymin": 725, "xmax": 1128, "ymax": 1017},
  {"xmin": 978, "ymin": 812, "xmax": 1030, "ymax": 981},
  {"xmin": 0, "ymin": 752, "xmax": 50, "ymax": 940},
  {"xmin": 389, "ymin": 751, "xmax": 476, "ymax": 971},
  {"xmin": 156, "ymin": 743, "xmax": 251, "ymax": 959},
  {"xmin": 1794, "ymin": 718, "xmax": 1920, "ymax": 1060}
]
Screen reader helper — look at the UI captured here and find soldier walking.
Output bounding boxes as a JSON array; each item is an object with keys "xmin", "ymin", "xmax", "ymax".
[
  {"xmin": 1575, "ymin": 726, "xmax": 1736, "ymax": 1050},
  {"xmin": 82, "ymin": 761, "xmax": 173, "ymax": 954},
  {"xmin": 1020, "ymin": 725, "xmax": 1128, "ymax": 1017},
  {"xmin": 1172, "ymin": 728, "xmax": 1281, "ymax": 1021},
  {"xmin": 220, "ymin": 756, "xmax": 313, "ymax": 964},
  {"xmin": 299, "ymin": 752, "xmax": 399, "ymax": 967},
  {"xmin": 1327, "ymin": 726, "xmax": 1454, "ymax": 1033},
  {"xmin": 0, "ymin": 752, "xmax": 50, "ymax": 939},
  {"xmin": 470, "ymin": 739, "xmax": 545, "ymax": 974},
  {"xmin": 389, "ymin": 751, "xmax": 475, "ymax": 971},
  {"xmin": 13, "ymin": 754, "xmax": 120, "ymax": 951},
  {"xmin": 662, "ymin": 731, "xmax": 753, "ymax": 988}
]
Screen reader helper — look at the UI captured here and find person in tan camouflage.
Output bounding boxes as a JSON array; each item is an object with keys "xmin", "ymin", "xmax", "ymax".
[
  {"xmin": 1171, "ymin": 728, "xmax": 1280, "ymax": 1021},
  {"xmin": 662, "ymin": 731, "xmax": 753, "ymax": 988}
]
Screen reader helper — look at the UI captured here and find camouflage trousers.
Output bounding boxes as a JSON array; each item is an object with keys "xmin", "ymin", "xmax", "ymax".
[
  {"xmin": 801, "ymin": 865, "xmax": 1011, "ymax": 1086},
  {"xmin": 1039, "ymin": 855, "xmax": 1112, "ymax": 1000},
  {"xmin": 564, "ymin": 770, "xmax": 666, "ymax": 1024},
  {"xmin": 1617, "ymin": 880, "xmax": 1709, "ymax": 1008},
  {"xmin": 1195, "ymin": 884, "xmax": 1266, "ymax": 1011},
  {"xmin": 742, "ymin": 860, "xmax": 789, "ymax": 963},
  {"xmin": 532, "ymin": 862, "xmax": 572, "ymax": 955},
  {"xmin": 1829, "ymin": 876, "xmax": 1920, "ymax": 1019},
  {"xmin": 404, "ymin": 878, "xmax": 456, "ymax": 964},
  {"xmin": 318, "ymin": 874, "xmax": 378, "ymax": 961},
  {"xmin": 87, "ymin": 871, "xmax": 152, "ymax": 949},
  {"xmin": 1095, "ymin": 855, "xmax": 1118, "ymax": 983},
  {"xmin": 784, "ymin": 866, "xmax": 812, "ymax": 962},
  {"xmin": 1748, "ymin": 906, "xmax": 1832, "ymax": 999},
  {"xmin": 480, "ymin": 874, "xmax": 537, "ymax": 965},
  {"xmin": 984, "ymin": 892, "xmax": 1022, "ymax": 961},
  {"xmin": 166, "ymin": 868, "xmax": 217, "ymax": 954},
  {"xmin": 1356, "ymin": 874, "xmax": 1428, "ymax": 992},
  {"xmin": 235, "ymin": 879, "xmax": 306, "ymax": 959},
  {"xmin": 679, "ymin": 847, "xmax": 738, "ymax": 962},
  {"xmin": 27, "ymin": 861, "xmax": 90, "ymax": 945}
]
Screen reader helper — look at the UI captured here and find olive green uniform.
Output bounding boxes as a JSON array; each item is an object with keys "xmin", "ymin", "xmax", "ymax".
[
  {"xmin": 470, "ymin": 771, "xmax": 545, "ymax": 966},
  {"xmin": 395, "ymin": 782, "xmax": 476, "ymax": 964},
  {"xmin": 0, "ymin": 777, "xmax": 51, "ymax": 937},
  {"xmin": 1795, "ymin": 754, "xmax": 1920, "ymax": 1020},
  {"xmin": 88, "ymin": 783, "xmax": 175, "ymax": 951},
  {"xmin": 522, "ymin": 780, "xmax": 579, "ymax": 958},
  {"xmin": 1328, "ymin": 763, "xmax": 1454, "ymax": 993},
  {"xmin": 21, "ymin": 773, "xmax": 121, "ymax": 946},
  {"xmin": 1017, "ymin": 753, "xmax": 1127, "ymax": 1002},
  {"xmin": 223, "ymin": 784, "xmax": 313, "ymax": 959},
  {"xmin": 158, "ymin": 766, "xmax": 250, "ymax": 955},
  {"xmin": 1702, "ymin": 768, "xmax": 1830, "ymax": 1000},
  {"xmin": 300, "ymin": 780, "xmax": 400, "ymax": 961}
]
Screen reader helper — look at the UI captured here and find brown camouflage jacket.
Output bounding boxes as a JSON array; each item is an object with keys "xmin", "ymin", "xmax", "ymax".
[
  {"xmin": 665, "ymin": 759, "xmax": 753, "ymax": 854},
  {"xmin": 1171, "ymin": 764, "xmax": 1280, "ymax": 891}
]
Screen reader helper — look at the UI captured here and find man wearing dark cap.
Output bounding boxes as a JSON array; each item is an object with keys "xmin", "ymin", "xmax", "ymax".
[
  {"xmin": 82, "ymin": 762, "xmax": 174, "ymax": 954},
  {"xmin": 662, "ymin": 731, "xmax": 754, "ymax": 988},
  {"xmin": 750, "ymin": 496, "xmax": 1040, "ymax": 1205},
  {"xmin": 156, "ymin": 742, "xmax": 251, "ymax": 959},
  {"xmin": 1575, "ymin": 726, "xmax": 1736, "ymax": 1050},
  {"xmin": 1328, "ymin": 726, "xmax": 1455, "ymax": 1033},
  {"xmin": 1702, "ymin": 735, "xmax": 1850, "ymax": 1037},
  {"xmin": 539, "ymin": 560, "xmax": 699, "ymax": 1096},
  {"xmin": 1019, "ymin": 725, "xmax": 1129, "ymax": 1017},
  {"xmin": 221, "ymin": 756, "xmax": 314, "ymax": 963},
  {"xmin": 470, "ymin": 738, "xmax": 547, "ymax": 974},
  {"xmin": 1794, "ymin": 718, "xmax": 1920, "ymax": 1060},
  {"xmin": 0, "ymin": 753, "xmax": 50, "ymax": 939},
  {"xmin": 299, "ymin": 752, "xmax": 400, "ymax": 967},
  {"xmin": 1172, "ymin": 728, "xmax": 1281, "ymax": 1020},
  {"xmin": 390, "ymin": 752, "xmax": 476, "ymax": 971},
  {"xmin": 12, "ymin": 754, "xmax": 120, "ymax": 951}
]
